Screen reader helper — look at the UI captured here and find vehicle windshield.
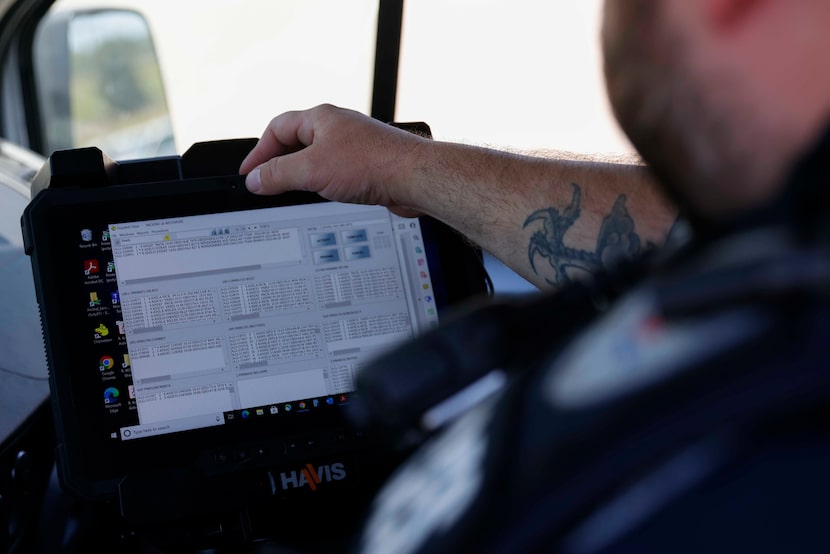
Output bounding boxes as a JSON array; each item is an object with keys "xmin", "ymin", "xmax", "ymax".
[
  {"xmin": 37, "ymin": 0, "xmax": 629, "ymax": 154},
  {"xmin": 31, "ymin": 0, "xmax": 631, "ymax": 294}
]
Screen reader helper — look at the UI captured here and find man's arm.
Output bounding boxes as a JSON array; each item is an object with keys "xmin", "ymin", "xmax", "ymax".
[
  {"xmin": 240, "ymin": 104, "xmax": 677, "ymax": 290},
  {"xmin": 409, "ymin": 141, "xmax": 676, "ymax": 288}
]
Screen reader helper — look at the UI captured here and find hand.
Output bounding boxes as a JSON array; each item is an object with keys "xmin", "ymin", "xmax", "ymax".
[{"xmin": 239, "ymin": 104, "xmax": 427, "ymax": 217}]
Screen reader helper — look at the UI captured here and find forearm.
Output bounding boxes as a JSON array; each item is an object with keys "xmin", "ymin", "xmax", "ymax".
[
  {"xmin": 399, "ymin": 141, "xmax": 677, "ymax": 290},
  {"xmin": 241, "ymin": 105, "xmax": 677, "ymax": 290}
]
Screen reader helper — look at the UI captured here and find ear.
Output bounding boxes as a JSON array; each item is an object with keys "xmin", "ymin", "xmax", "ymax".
[{"xmin": 705, "ymin": 0, "xmax": 765, "ymax": 29}]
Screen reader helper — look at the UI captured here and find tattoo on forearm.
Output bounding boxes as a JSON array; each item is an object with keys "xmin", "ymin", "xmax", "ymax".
[{"xmin": 523, "ymin": 183, "xmax": 647, "ymax": 287}]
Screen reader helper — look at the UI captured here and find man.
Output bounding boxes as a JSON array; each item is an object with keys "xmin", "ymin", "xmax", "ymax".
[{"xmin": 242, "ymin": 0, "xmax": 830, "ymax": 551}]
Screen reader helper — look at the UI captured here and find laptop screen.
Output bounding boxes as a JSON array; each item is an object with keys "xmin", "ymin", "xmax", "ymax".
[{"xmin": 81, "ymin": 201, "xmax": 438, "ymax": 443}]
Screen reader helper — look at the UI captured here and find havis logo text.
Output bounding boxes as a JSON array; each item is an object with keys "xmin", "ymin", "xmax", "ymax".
[{"xmin": 272, "ymin": 462, "xmax": 347, "ymax": 492}]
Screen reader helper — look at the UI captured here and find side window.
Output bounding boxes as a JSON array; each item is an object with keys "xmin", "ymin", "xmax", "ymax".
[
  {"xmin": 396, "ymin": 0, "xmax": 631, "ymax": 153},
  {"xmin": 32, "ymin": 0, "xmax": 379, "ymax": 158}
]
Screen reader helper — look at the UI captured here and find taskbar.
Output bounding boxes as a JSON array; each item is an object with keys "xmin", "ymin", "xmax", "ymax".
[{"xmin": 223, "ymin": 392, "xmax": 353, "ymax": 423}]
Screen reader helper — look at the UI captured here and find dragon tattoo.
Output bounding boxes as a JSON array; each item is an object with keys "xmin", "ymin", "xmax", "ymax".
[{"xmin": 523, "ymin": 183, "xmax": 644, "ymax": 287}]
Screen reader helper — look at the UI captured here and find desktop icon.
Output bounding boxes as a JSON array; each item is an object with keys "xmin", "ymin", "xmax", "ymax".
[
  {"xmin": 101, "ymin": 230, "xmax": 110, "ymax": 242},
  {"xmin": 122, "ymin": 354, "xmax": 130, "ymax": 369},
  {"xmin": 111, "ymin": 291, "xmax": 120, "ymax": 304},
  {"xmin": 94, "ymin": 323, "xmax": 109, "ymax": 338},
  {"xmin": 116, "ymin": 320, "xmax": 125, "ymax": 335},
  {"xmin": 80, "ymin": 229, "xmax": 93, "ymax": 242},
  {"xmin": 83, "ymin": 259, "xmax": 99, "ymax": 275},
  {"xmin": 106, "ymin": 261, "xmax": 116, "ymax": 273},
  {"xmin": 89, "ymin": 292, "xmax": 101, "ymax": 307},
  {"xmin": 103, "ymin": 387, "xmax": 120, "ymax": 404},
  {"xmin": 99, "ymin": 355, "xmax": 114, "ymax": 371}
]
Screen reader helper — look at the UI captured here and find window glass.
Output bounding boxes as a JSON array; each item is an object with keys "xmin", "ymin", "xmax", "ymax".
[
  {"xmin": 34, "ymin": 0, "xmax": 378, "ymax": 157},
  {"xmin": 397, "ymin": 0, "xmax": 632, "ymax": 154},
  {"xmin": 397, "ymin": 1, "xmax": 634, "ymax": 292}
]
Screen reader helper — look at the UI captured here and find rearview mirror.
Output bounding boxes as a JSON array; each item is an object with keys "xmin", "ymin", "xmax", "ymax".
[{"xmin": 33, "ymin": 9, "xmax": 175, "ymax": 159}]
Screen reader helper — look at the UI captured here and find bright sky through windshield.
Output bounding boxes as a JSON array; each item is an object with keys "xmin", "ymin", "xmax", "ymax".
[{"xmin": 51, "ymin": 0, "xmax": 630, "ymax": 155}]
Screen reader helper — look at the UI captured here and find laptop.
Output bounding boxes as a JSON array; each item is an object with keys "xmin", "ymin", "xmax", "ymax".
[{"xmin": 22, "ymin": 138, "xmax": 488, "ymax": 542}]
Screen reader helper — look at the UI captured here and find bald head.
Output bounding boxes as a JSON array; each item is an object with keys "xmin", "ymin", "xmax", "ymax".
[{"xmin": 602, "ymin": 0, "xmax": 830, "ymax": 224}]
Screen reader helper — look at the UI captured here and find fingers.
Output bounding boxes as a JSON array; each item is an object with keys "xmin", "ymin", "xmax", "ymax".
[
  {"xmin": 249, "ymin": 150, "xmax": 316, "ymax": 196},
  {"xmin": 239, "ymin": 110, "xmax": 310, "ymax": 175},
  {"xmin": 240, "ymin": 105, "xmax": 343, "ymax": 197}
]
